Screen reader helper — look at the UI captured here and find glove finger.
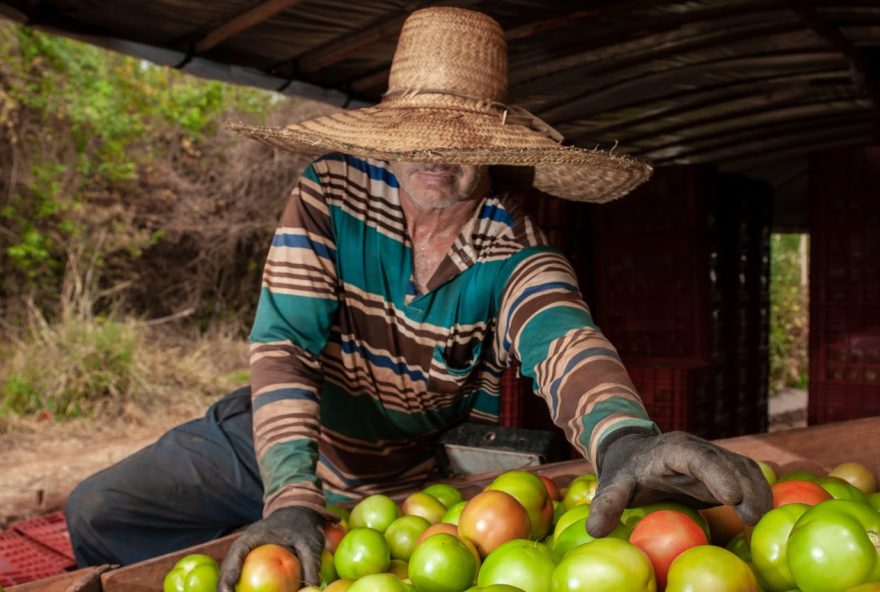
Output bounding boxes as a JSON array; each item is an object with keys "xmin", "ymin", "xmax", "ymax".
[
  {"xmin": 665, "ymin": 446, "xmax": 743, "ymax": 506},
  {"xmin": 730, "ymin": 455, "xmax": 773, "ymax": 525},
  {"xmin": 586, "ymin": 472, "xmax": 636, "ymax": 538},
  {"xmin": 219, "ymin": 537, "xmax": 256, "ymax": 592},
  {"xmin": 295, "ymin": 527, "xmax": 325, "ymax": 586}
]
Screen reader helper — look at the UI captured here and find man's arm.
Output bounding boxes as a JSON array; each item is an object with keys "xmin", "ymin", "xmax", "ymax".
[
  {"xmin": 221, "ymin": 163, "xmax": 339, "ymax": 590},
  {"xmin": 497, "ymin": 247, "xmax": 771, "ymax": 534}
]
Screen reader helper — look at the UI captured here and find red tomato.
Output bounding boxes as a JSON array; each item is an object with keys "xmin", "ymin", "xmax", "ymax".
[
  {"xmin": 699, "ymin": 505, "xmax": 745, "ymax": 546},
  {"xmin": 416, "ymin": 522, "xmax": 459, "ymax": 545},
  {"xmin": 628, "ymin": 510, "xmax": 708, "ymax": 589},
  {"xmin": 402, "ymin": 492, "xmax": 447, "ymax": 524},
  {"xmin": 324, "ymin": 522, "xmax": 346, "ymax": 553},
  {"xmin": 771, "ymin": 480, "xmax": 833, "ymax": 507},
  {"xmin": 236, "ymin": 544, "xmax": 301, "ymax": 592},
  {"xmin": 458, "ymin": 490, "xmax": 531, "ymax": 557},
  {"xmin": 538, "ymin": 474, "xmax": 561, "ymax": 501}
]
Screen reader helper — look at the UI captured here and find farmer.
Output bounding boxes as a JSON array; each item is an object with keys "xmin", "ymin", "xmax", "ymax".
[{"xmin": 65, "ymin": 7, "xmax": 772, "ymax": 590}]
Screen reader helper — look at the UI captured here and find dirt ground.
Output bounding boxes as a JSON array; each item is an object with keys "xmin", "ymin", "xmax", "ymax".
[
  {"xmin": 0, "ymin": 402, "xmax": 204, "ymax": 527},
  {"xmin": 0, "ymin": 389, "xmax": 809, "ymax": 527}
]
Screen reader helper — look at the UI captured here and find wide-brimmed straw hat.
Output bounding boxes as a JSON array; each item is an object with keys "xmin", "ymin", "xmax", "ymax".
[{"xmin": 229, "ymin": 7, "xmax": 652, "ymax": 203}]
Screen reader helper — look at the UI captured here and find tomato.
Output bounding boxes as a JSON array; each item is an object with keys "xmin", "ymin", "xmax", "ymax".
[
  {"xmin": 334, "ymin": 528, "xmax": 391, "ymax": 580},
  {"xmin": 628, "ymin": 510, "xmax": 708, "ymax": 589},
  {"xmin": 458, "ymin": 490, "xmax": 531, "ymax": 557},
  {"xmin": 324, "ymin": 579, "xmax": 355, "ymax": 592},
  {"xmin": 476, "ymin": 539, "xmax": 556, "ymax": 592},
  {"xmin": 869, "ymin": 492, "xmax": 880, "ymax": 512},
  {"xmin": 423, "ymin": 483, "xmax": 464, "ymax": 509},
  {"xmin": 538, "ymin": 474, "xmax": 561, "ymax": 501},
  {"xmin": 325, "ymin": 522, "xmax": 347, "ymax": 553},
  {"xmin": 551, "ymin": 538, "xmax": 655, "ymax": 592},
  {"xmin": 726, "ymin": 533, "xmax": 751, "ymax": 563},
  {"xmin": 486, "ymin": 471, "xmax": 552, "ymax": 540},
  {"xmin": 442, "ymin": 501, "xmax": 467, "ymax": 525},
  {"xmin": 408, "ymin": 533, "xmax": 478, "ymax": 592},
  {"xmin": 699, "ymin": 505, "xmax": 746, "ymax": 546},
  {"xmin": 552, "ymin": 504, "xmax": 592, "ymax": 543},
  {"xmin": 815, "ymin": 476, "xmax": 871, "ymax": 505},
  {"xmin": 235, "ymin": 544, "xmax": 302, "ymax": 592},
  {"xmin": 757, "ymin": 461, "xmax": 778, "ymax": 486},
  {"xmin": 349, "ymin": 494, "xmax": 400, "ymax": 533},
  {"xmin": 623, "ymin": 502, "xmax": 711, "ymax": 541},
  {"xmin": 163, "ymin": 553, "xmax": 220, "ymax": 592},
  {"xmin": 388, "ymin": 559, "xmax": 409, "ymax": 579},
  {"xmin": 846, "ymin": 584, "xmax": 880, "ymax": 592},
  {"xmin": 403, "ymin": 492, "xmax": 447, "ymax": 524},
  {"xmin": 320, "ymin": 550, "xmax": 338, "ymax": 585},
  {"xmin": 665, "ymin": 545, "xmax": 758, "ymax": 592},
  {"xmin": 778, "ymin": 470, "xmax": 818, "ymax": 482},
  {"xmin": 417, "ymin": 522, "xmax": 459, "ymax": 545},
  {"xmin": 465, "ymin": 586, "xmax": 524, "ymax": 592},
  {"xmin": 327, "ymin": 505, "xmax": 351, "ymax": 529},
  {"xmin": 552, "ymin": 514, "xmax": 629, "ymax": 559},
  {"xmin": 385, "ymin": 515, "xmax": 431, "ymax": 561},
  {"xmin": 560, "ymin": 474, "xmax": 598, "ymax": 511},
  {"xmin": 348, "ymin": 573, "xmax": 410, "ymax": 592},
  {"xmin": 771, "ymin": 480, "xmax": 833, "ymax": 507},
  {"xmin": 787, "ymin": 499, "xmax": 880, "ymax": 591},
  {"xmin": 749, "ymin": 502, "xmax": 809, "ymax": 592},
  {"xmin": 829, "ymin": 462, "xmax": 877, "ymax": 495}
]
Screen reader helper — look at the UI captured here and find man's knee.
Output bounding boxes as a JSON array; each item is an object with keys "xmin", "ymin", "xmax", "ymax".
[{"xmin": 66, "ymin": 472, "xmax": 118, "ymax": 565}]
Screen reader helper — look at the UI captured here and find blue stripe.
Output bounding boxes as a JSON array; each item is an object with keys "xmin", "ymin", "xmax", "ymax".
[
  {"xmin": 547, "ymin": 346, "xmax": 619, "ymax": 409},
  {"xmin": 253, "ymin": 387, "xmax": 318, "ymax": 411},
  {"xmin": 320, "ymin": 153, "xmax": 399, "ymax": 188},
  {"xmin": 272, "ymin": 233, "xmax": 336, "ymax": 261},
  {"xmin": 337, "ymin": 334, "xmax": 429, "ymax": 383},
  {"xmin": 480, "ymin": 202, "xmax": 515, "ymax": 228},
  {"xmin": 503, "ymin": 281, "xmax": 579, "ymax": 351}
]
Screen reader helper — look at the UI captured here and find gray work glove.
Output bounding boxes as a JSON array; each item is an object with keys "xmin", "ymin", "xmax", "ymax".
[
  {"xmin": 586, "ymin": 430, "xmax": 773, "ymax": 538},
  {"xmin": 219, "ymin": 506, "xmax": 325, "ymax": 592}
]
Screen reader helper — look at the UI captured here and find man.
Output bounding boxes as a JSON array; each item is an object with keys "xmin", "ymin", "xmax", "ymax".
[{"xmin": 65, "ymin": 7, "xmax": 772, "ymax": 590}]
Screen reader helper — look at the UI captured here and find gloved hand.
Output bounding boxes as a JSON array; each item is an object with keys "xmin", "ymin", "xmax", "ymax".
[
  {"xmin": 586, "ymin": 430, "xmax": 773, "ymax": 538},
  {"xmin": 219, "ymin": 506, "xmax": 325, "ymax": 592}
]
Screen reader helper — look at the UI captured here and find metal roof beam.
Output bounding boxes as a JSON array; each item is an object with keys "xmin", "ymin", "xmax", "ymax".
[{"xmin": 194, "ymin": 0, "xmax": 306, "ymax": 53}]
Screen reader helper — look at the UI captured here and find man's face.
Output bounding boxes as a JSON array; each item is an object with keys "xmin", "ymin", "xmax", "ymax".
[{"xmin": 388, "ymin": 161, "xmax": 488, "ymax": 209}]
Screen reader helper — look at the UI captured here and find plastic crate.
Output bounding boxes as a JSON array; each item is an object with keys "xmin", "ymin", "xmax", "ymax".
[
  {"xmin": 626, "ymin": 363, "xmax": 712, "ymax": 437},
  {"xmin": 0, "ymin": 530, "xmax": 70, "ymax": 587},
  {"xmin": 809, "ymin": 381, "xmax": 880, "ymax": 425},
  {"xmin": 11, "ymin": 512, "xmax": 75, "ymax": 564}
]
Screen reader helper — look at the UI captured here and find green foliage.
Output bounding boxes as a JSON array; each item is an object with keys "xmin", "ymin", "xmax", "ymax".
[
  {"xmin": 0, "ymin": 23, "xmax": 274, "ymax": 308},
  {"xmin": 769, "ymin": 234, "xmax": 809, "ymax": 394}
]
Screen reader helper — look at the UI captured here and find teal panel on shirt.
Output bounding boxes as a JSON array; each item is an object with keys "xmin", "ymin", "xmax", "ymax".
[
  {"xmin": 471, "ymin": 388, "xmax": 500, "ymax": 417},
  {"xmin": 302, "ymin": 164, "xmax": 320, "ymax": 185},
  {"xmin": 516, "ymin": 305, "xmax": 596, "ymax": 379},
  {"xmin": 319, "ymin": 380, "xmax": 473, "ymax": 440},
  {"xmin": 250, "ymin": 288, "xmax": 338, "ymax": 356},
  {"xmin": 261, "ymin": 438, "xmax": 321, "ymax": 498}
]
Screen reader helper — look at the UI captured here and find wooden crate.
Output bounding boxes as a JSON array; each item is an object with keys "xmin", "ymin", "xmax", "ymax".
[{"xmin": 12, "ymin": 416, "xmax": 879, "ymax": 592}]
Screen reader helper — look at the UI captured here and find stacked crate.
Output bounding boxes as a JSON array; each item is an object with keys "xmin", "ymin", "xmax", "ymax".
[{"xmin": 809, "ymin": 147, "xmax": 880, "ymax": 424}]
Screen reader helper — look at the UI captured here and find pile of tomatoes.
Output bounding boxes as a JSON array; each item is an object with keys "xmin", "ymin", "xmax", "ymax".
[{"xmin": 164, "ymin": 460, "xmax": 880, "ymax": 592}]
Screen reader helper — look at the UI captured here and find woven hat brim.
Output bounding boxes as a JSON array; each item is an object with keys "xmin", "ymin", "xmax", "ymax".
[{"xmin": 228, "ymin": 106, "xmax": 652, "ymax": 203}]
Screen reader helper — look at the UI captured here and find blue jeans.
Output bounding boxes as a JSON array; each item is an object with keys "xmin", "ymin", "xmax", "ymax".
[{"xmin": 66, "ymin": 387, "xmax": 264, "ymax": 566}]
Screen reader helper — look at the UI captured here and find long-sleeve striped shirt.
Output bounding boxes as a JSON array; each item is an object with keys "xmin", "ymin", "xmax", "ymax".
[{"xmin": 249, "ymin": 153, "xmax": 659, "ymax": 517}]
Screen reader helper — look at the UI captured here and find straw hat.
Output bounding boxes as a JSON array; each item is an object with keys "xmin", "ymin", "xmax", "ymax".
[{"xmin": 229, "ymin": 7, "xmax": 652, "ymax": 203}]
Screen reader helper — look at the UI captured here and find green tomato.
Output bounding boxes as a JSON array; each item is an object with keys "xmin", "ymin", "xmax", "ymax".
[
  {"xmin": 815, "ymin": 476, "xmax": 871, "ymax": 505},
  {"xmin": 551, "ymin": 504, "xmax": 591, "ymax": 542},
  {"xmin": 348, "ymin": 573, "xmax": 410, "ymax": 592},
  {"xmin": 560, "ymin": 474, "xmax": 598, "ymax": 511},
  {"xmin": 422, "ymin": 483, "xmax": 464, "ymax": 509},
  {"xmin": 350, "ymin": 495, "xmax": 400, "ymax": 533},
  {"xmin": 666, "ymin": 545, "xmax": 758, "ymax": 592},
  {"xmin": 727, "ymin": 532, "xmax": 752, "ymax": 563},
  {"xmin": 550, "ymin": 538, "xmax": 655, "ymax": 592},
  {"xmin": 327, "ymin": 504, "xmax": 352, "ymax": 529},
  {"xmin": 869, "ymin": 493, "xmax": 880, "ymax": 513},
  {"xmin": 477, "ymin": 539, "xmax": 556, "ymax": 592},
  {"xmin": 385, "ymin": 515, "xmax": 431, "ymax": 561},
  {"xmin": 408, "ymin": 533, "xmax": 477, "ymax": 592},
  {"xmin": 779, "ymin": 470, "xmax": 817, "ymax": 483},
  {"xmin": 750, "ymin": 503, "xmax": 810, "ymax": 592},
  {"xmin": 621, "ymin": 502, "xmax": 711, "ymax": 541},
  {"xmin": 757, "ymin": 461, "xmax": 778, "ymax": 486},
  {"xmin": 551, "ymin": 515, "xmax": 629, "ymax": 559},
  {"xmin": 787, "ymin": 499, "xmax": 880, "ymax": 592},
  {"xmin": 441, "ymin": 500, "xmax": 467, "ymax": 525},
  {"xmin": 163, "ymin": 553, "xmax": 220, "ymax": 592},
  {"xmin": 334, "ymin": 527, "xmax": 391, "ymax": 580},
  {"xmin": 320, "ymin": 549, "xmax": 338, "ymax": 585}
]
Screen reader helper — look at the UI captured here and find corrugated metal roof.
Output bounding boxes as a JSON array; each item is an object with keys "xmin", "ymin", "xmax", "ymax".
[{"xmin": 2, "ymin": 0, "xmax": 878, "ymax": 201}]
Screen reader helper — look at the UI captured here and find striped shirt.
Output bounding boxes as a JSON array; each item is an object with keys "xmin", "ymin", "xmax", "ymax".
[{"xmin": 249, "ymin": 153, "xmax": 658, "ymax": 517}]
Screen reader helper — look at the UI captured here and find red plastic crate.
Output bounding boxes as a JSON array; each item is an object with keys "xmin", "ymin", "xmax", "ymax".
[
  {"xmin": 809, "ymin": 381, "xmax": 880, "ymax": 425},
  {"xmin": 626, "ymin": 363, "xmax": 712, "ymax": 437},
  {"xmin": 11, "ymin": 512, "xmax": 75, "ymax": 564},
  {"xmin": 0, "ymin": 530, "xmax": 70, "ymax": 587}
]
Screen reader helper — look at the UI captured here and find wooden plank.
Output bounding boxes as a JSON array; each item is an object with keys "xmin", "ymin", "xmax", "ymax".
[
  {"xmin": 194, "ymin": 0, "xmax": 306, "ymax": 53},
  {"xmin": 7, "ymin": 565, "xmax": 109, "ymax": 592}
]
